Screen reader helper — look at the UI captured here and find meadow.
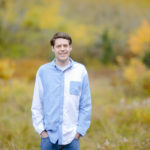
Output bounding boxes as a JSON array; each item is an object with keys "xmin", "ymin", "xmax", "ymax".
[
  {"xmin": 1, "ymin": 0, "xmax": 150, "ymax": 149},
  {"xmin": 0, "ymin": 66, "xmax": 150, "ymax": 150}
]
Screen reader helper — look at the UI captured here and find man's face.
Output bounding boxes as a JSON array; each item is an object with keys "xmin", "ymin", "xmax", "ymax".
[{"xmin": 52, "ymin": 38, "xmax": 72, "ymax": 64}]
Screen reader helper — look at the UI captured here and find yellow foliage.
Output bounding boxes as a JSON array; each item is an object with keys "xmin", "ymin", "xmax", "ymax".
[
  {"xmin": 122, "ymin": 58, "xmax": 150, "ymax": 96},
  {"xmin": 22, "ymin": 5, "xmax": 41, "ymax": 27},
  {"xmin": 4, "ymin": 1, "xmax": 17, "ymax": 23},
  {"xmin": 134, "ymin": 108, "xmax": 150, "ymax": 123},
  {"xmin": 123, "ymin": 58, "xmax": 146, "ymax": 83},
  {"xmin": 39, "ymin": 1, "xmax": 63, "ymax": 29},
  {"xmin": 123, "ymin": 20, "xmax": 150, "ymax": 95},
  {"xmin": 21, "ymin": 0, "xmax": 95, "ymax": 44},
  {"xmin": 128, "ymin": 20, "xmax": 150, "ymax": 56},
  {"xmin": 116, "ymin": 56, "xmax": 124, "ymax": 65},
  {"xmin": 67, "ymin": 23, "xmax": 95, "ymax": 45},
  {"xmin": 14, "ymin": 59, "xmax": 46, "ymax": 81},
  {"xmin": 123, "ymin": 66, "xmax": 138, "ymax": 83},
  {"xmin": 71, "ymin": 24, "xmax": 88, "ymax": 42},
  {"xmin": 23, "ymin": 1, "xmax": 62, "ymax": 29},
  {"xmin": 0, "ymin": 59, "xmax": 15, "ymax": 80},
  {"xmin": 147, "ymin": 70, "xmax": 150, "ymax": 77}
]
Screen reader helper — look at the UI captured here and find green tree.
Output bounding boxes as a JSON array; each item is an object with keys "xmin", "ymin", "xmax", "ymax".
[
  {"xmin": 142, "ymin": 50, "xmax": 150, "ymax": 68},
  {"xmin": 100, "ymin": 29, "xmax": 114, "ymax": 64}
]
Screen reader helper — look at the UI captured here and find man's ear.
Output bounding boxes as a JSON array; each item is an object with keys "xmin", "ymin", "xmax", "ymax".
[
  {"xmin": 70, "ymin": 45, "xmax": 72, "ymax": 51},
  {"xmin": 52, "ymin": 46, "xmax": 55, "ymax": 52}
]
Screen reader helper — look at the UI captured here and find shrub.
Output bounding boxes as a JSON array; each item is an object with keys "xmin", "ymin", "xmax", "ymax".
[
  {"xmin": 142, "ymin": 51, "xmax": 150, "ymax": 68},
  {"xmin": 122, "ymin": 58, "xmax": 150, "ymax": 96},
  {"xmin": 0, "ymin": 59, "xmax": 15, "ymax": 80}
]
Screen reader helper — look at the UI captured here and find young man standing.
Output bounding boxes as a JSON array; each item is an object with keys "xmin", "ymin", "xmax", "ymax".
[{"xmin": 31, "ymin": 32, "xmax": 91, "ymax": 150}]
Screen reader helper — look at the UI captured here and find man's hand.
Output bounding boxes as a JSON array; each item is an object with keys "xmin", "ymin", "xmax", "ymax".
[
  {"xmin": 40, "ymin": 130, "xmax": 48, "ymax": 138},
  {"xmin": 75, "ymin": 133, "xmax": 81, "ymax": 140}
]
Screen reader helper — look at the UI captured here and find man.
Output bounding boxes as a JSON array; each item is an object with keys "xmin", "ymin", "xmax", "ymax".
[{"xmin": 31, "ymin": 32, "xmax": 91, "ymax": 150}]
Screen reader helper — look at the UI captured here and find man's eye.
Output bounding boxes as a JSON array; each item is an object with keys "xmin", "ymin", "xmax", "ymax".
[
  {"xmin": 64, "ymin": 45, "xmax": 68, "ymax": 48},
  {"xmin": 56, "ymin": 45, "xmax": 61, "ymax": 48}
]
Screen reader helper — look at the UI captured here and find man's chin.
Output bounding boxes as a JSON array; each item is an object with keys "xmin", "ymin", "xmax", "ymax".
[
  {"xmin": 60, "ymin": 57, "xmax": 69, "ymax": 61},
  {"xmin": 59, "ymin": 58, "xmax": 69, "ymax": 63}
]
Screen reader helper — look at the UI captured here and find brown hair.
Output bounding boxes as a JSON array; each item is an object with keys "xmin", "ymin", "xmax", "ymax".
[{"xmin": 50, "ymin": 32, "xmax": 72, "ymax": 47}]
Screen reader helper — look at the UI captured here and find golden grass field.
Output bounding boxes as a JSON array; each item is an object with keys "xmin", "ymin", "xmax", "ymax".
[{"xmin": 0, "ymin": 68, "xmax": 150, "ymax": 150}]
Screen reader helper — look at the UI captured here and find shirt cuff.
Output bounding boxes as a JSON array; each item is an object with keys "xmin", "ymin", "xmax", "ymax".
[{"xmin": 76, "ymin": 126, "xmax": 86, "ymax": 137}]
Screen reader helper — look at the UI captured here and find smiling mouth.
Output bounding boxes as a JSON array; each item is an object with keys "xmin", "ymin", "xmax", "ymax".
[{"xmin": 60, "ymin": 53, "xmax": 67, "ymax": 56}]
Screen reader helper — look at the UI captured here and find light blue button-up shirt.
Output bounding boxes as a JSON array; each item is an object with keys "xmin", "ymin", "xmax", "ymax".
[{"xmin": 31, "ymin": 58, "xmax": 91, "ymax": 145}]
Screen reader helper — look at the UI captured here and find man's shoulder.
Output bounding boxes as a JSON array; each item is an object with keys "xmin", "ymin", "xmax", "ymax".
[
  {"xmin": 37, "ymin": 62, "xmax": 52, "ymax": 73},
  {"xmin": 73, "ymin": 61, "xmax": 85, "ymax": 68},
  {"xmin": 73, "ymin": 61, "xmax": 87, "ymax": 74}
]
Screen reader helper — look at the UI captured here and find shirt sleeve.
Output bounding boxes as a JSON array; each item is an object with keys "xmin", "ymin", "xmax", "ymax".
[
  {"xmin": 31, "ymin": 71, "xmax": 45, "ymax": 135},
  {"xmin": 77, "ymin": 72, "xmax": 92, "ymax": 136}
]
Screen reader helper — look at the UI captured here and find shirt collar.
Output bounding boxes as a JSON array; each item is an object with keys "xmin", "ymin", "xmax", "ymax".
[{"xmin": 51, "ymin": 57, "xmax": 74, "ymax": 70}]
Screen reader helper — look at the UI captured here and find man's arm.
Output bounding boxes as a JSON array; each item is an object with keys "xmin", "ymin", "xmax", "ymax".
[
  {"xmin": 31, "ymin": 71, "xmax": 45, "ymax": 135},
  {"xmin": 77, "ymin": 72, "xmax": 92, "ymax": 137}
]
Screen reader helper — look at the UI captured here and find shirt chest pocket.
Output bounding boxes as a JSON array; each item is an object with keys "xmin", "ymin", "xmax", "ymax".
[{"xmin": 70, "ymin": 81, "xmax": 82, "ymax": 96}]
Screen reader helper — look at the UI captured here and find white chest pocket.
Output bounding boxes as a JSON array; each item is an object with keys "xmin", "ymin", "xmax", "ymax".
[{"xmin": 70, "ymin": 81, "xmax": 82, "ymax": 96}]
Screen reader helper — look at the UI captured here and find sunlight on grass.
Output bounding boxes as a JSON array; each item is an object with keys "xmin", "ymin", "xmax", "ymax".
[{"xmin": 0, "ymin": 73, "xmax": 150, "ymax": 150}]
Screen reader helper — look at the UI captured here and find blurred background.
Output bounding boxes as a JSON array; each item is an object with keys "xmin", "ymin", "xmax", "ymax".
[{"xmin": 0, "ymin": 0, "xmax": 150, "ymax": 149}]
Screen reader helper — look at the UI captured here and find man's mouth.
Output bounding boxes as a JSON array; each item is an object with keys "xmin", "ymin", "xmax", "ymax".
[{"xmin": 59, "ymin": 53, "xmax": 67, "ymax": 56}]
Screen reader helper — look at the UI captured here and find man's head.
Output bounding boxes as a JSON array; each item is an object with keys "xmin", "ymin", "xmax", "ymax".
[
  {"xmin": 50, "ymin": 32, "xmax": 72, "ymax": 47},
  {"xmin": 50, "ymin": 32, "xmax": 72, "ymax": 66}
]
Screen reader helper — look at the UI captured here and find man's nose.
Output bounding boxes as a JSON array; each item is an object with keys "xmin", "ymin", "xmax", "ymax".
[{"xmin": 60, "ymin": 46, "xmax": 65, "ymax": 50}]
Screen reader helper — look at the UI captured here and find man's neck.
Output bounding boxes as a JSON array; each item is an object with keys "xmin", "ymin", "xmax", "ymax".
[{"xmin": 55, "ymin": 58, "xmax": 69, "ymax": 67}]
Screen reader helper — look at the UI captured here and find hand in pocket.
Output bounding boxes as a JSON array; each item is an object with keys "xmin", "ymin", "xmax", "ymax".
[{"xmin": 40, "ymin": 130, "xmax": 49, "ymax": 138}]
